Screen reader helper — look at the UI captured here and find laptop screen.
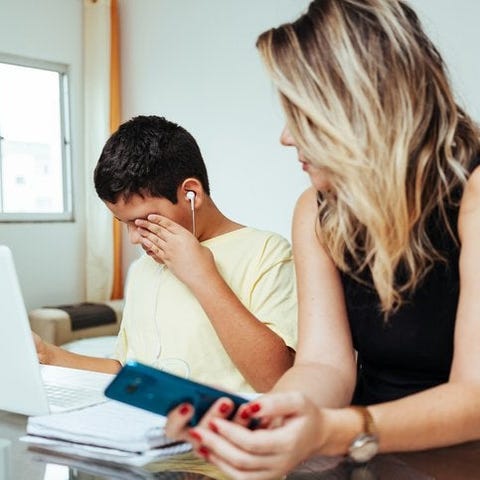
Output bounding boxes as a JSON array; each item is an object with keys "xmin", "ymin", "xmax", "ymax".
[{"xmin": 0, "ymin": 245, "xmax": 50, "ymax": 415}]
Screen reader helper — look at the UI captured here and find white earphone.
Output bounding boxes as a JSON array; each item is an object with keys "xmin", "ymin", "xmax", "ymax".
[
  {"xmin": 185, "ymin": 191, "xmax": 196, "ymax": 236},
  {"xmin": 185, "ymin": 190, "xmax": 196, "ymax": 209}
]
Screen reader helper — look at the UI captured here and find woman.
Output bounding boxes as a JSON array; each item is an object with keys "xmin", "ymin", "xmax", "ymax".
[{"xmin": 166, "ymin": 1, "xmax": 480, "ymax": 478}]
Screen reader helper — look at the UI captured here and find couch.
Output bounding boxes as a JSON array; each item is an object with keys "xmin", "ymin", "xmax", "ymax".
[{"xmin": 29, "ymin": 299, "xmax": 124, "ymax": 358}]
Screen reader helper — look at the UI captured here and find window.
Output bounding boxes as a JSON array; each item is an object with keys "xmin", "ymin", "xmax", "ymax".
[{"xmin": 0, "ymin": 54, "xmax": 72, "ymax": 222}]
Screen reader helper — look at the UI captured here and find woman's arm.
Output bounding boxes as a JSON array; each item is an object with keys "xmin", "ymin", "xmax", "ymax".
[
  {"xmin": 272, "ymin": 187, "xmax": 356, "ymax": 406},
  {"xmin": 164, "ymin": 187, "xmax": 356, "ymax": 440}
]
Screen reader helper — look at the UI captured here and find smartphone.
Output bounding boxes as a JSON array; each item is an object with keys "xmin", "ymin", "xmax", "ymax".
[{"xmin": 104, "ymin": 360, "xmax": 249, "ymax": 426}]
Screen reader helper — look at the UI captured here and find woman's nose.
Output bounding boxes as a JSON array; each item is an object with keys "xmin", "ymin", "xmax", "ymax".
[{"xmin": 280, "ymin": 126, "xmax": 295, "ymax": 146}]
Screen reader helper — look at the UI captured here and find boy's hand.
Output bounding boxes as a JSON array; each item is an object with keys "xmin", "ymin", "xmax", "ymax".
[
  {"xmin": 134, "ymin": 215, "xmax": 218, "ymax": 287},
  {"xmin": 32, "ymin": 331, "xmax": 52, "ymax": 364}
]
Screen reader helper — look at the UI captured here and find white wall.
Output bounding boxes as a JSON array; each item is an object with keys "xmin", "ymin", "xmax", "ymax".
[
  {"xmin": 118, "ymin": 0, "xmax": 311, "ymax": 252},
  {"xmin": 0, "ymin": 0, "xmax": 85, "ymax": 310},
  {"xmin": 118, "ymin": 0, "xmax": 480, "ymax": 267},
  {"xmin": 413, "ymin": 0, "xmax": 480, "ymax": 120},
  {"xmin": 0, "ymin": 0, "xmax": 478, "ymax": 309}
]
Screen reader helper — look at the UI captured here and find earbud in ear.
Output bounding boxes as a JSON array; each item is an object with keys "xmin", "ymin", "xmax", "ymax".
[
  {"xmin": 185, "ymin": 191, "xmax": 196, "ymax": 212},
  {"xmin": 185, "ymin": 191, "xmax": 196, "ymax": 236}
]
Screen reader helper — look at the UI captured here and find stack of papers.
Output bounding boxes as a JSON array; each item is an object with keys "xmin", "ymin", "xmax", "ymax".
[{"xmin": 22, "ymin": 400, "xmax": 191, "ymax": 466}]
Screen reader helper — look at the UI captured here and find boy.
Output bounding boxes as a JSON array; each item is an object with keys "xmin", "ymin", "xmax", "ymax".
[{"xmin": 35, "ymin": 115, "xmax": 297, "ymax": 393}]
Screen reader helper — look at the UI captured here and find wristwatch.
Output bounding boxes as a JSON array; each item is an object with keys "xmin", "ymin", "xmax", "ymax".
[{"xmin": 347, "ymin": 406, "xmax": 379, "ymax": 463}]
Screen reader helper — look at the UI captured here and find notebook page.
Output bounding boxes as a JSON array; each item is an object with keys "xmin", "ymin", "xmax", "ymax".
[{"xmin": 27, "ymin": 400, "xmax": 175, "ymax": 452}]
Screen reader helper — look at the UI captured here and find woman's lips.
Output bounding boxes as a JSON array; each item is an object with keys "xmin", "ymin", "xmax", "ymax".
[{"xmin": 300, "ymin": 161, "xmax": 309, "ymax": 171}]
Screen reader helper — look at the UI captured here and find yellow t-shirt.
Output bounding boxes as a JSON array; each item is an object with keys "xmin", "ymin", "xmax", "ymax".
[{"xmin": 113, "ymin": 227, "xmax": 297, "ymax": 392}]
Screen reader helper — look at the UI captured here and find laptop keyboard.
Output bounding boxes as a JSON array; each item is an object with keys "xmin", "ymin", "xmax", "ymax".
[{"xmin": 44, "ymin": 383, "xmax": 106, "ymax": 411}]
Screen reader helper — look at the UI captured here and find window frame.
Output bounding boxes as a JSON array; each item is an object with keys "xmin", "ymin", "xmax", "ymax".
[{"xmin": 0, "ymin": 53, "xmax": 73, "ymax": 223}]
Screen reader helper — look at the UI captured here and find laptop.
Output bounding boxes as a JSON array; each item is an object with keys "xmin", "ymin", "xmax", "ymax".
[{"xmin": 0, "ymin": 245, "xmax": 114, "ymax": 416}]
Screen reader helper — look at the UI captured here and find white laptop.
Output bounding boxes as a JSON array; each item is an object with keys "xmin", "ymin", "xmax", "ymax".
[{"xmin": 0, "ymin": 245, "xmax": 114, "ymax": 416}]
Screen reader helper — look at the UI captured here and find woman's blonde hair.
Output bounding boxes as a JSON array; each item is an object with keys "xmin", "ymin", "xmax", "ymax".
[{"xmin": 257, "ymin": 0, "xmax": 480, "ymax": 313}]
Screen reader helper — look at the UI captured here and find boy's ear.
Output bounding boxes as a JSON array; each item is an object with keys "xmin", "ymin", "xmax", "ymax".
[{"xmin": 178, "ymin": 178, "xmax": 203, "ymax": 206}]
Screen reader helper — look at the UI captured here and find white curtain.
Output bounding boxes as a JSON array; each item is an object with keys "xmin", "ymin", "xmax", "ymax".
[{"xmin": 83, "ymin": 0, "xmax": 113, "ymax": 301}]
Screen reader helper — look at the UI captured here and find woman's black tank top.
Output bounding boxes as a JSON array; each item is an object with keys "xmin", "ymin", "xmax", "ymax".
[{"xmin": 340, "ymin": 156, "xmax": 480, "ymax": 405}]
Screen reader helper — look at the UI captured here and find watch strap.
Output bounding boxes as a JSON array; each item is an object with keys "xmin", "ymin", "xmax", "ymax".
[
  {"xmin": 349, "ymin": 406, "xmax": 377, "ymax": 436},
  {"xmin": 347, "ymin": 406, "xmax": 379, "ymax": 463}
]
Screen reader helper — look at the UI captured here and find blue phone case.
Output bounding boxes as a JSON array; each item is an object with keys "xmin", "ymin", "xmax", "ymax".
[{"xmin": 104, "ymin": 360, "xmax": 249, "ymax": 426}]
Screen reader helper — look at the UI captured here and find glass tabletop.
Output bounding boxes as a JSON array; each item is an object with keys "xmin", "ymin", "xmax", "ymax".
[{"xmin": 2, "ymin": 409, "xmax": 479, "ymax": 480}]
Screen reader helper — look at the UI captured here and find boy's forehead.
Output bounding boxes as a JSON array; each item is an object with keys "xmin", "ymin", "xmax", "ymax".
[{"xmin": 106, "ymin": 194, "xmax": 172, "ymax": 223}]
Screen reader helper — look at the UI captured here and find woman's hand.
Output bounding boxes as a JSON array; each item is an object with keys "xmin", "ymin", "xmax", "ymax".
[
  {"xmin": 165, "ymin": 396, "xmax": 242, "ymax": 444},
  {"xmin": 169, "ymin": 392, "xmax": 326, "ymax": 480},
  {"xmin": 135, "ymin": 214, "xmax": 217, "ymax": 288}
]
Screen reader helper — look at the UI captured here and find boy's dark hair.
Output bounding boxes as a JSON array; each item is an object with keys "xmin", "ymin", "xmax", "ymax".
[{"xmin": 94, "ymin": 115, "xmax": 210, "ymax": 203}]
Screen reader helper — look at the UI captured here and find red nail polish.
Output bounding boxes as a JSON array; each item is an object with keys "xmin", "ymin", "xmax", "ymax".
[
  {"xmin": 198, "ymin": 446, "xmax": 209, "ymax": 458},
  {"xmin": 240, "ymin": 408, "xmax": 251, "ymax": 419},
  {"xmin": 209, "ymin": 421, "xmax": 218, "ymax": 433},
  {"xmin": 188, "ymin": 430, "xmax": 202, "ymax": 442},
  {"xmin": 219, "ymin": 402, "xmax": 230, "ymax": 414},
  {"xmin": 179, "ymin": 404, "xmax": 190, "ymax": 415},
  {"xmin": 249, "ymin": 403, "xmax": 261, "ymax": 413}
]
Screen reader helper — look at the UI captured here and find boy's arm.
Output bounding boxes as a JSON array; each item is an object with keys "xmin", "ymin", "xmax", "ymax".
[
  {"xmin": 187, "ymin": 263, "xmax": 295, "ymax": 392},
  {"xmin": 136, "ymin": 216, "xmax": 296, "ymax": 392},
  {"xmin": 33, "ymin": 331, "xmax": 122, "ymax": 374}
]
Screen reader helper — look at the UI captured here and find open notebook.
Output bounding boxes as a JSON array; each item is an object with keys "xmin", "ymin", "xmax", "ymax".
[
  {"xmin": 24, "ymin": 400, "xmax": 191, "ymax": 465},
  {"xmin": 0, "ymin": 245, "xmax": 110, "ymax": 415},
  {"xmin": 27, "ymin": 400, "xmax": 171, "ymax": 452}
]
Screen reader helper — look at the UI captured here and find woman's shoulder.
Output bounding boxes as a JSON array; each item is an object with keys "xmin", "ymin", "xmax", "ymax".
[
  {"xmin": 294, "ymin": 187, "xmax": 319, "ymax": 216},
  {"xmin": 458, "ymin": 163, "xmax": 480, "ymax": 240},
  {"xmin": 292, "ymin": 187, "xmax": 329, "ymax": 256},
  {"xmin": 462, "ymin": 163, "xmax": 480, "ymax": 208}
]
